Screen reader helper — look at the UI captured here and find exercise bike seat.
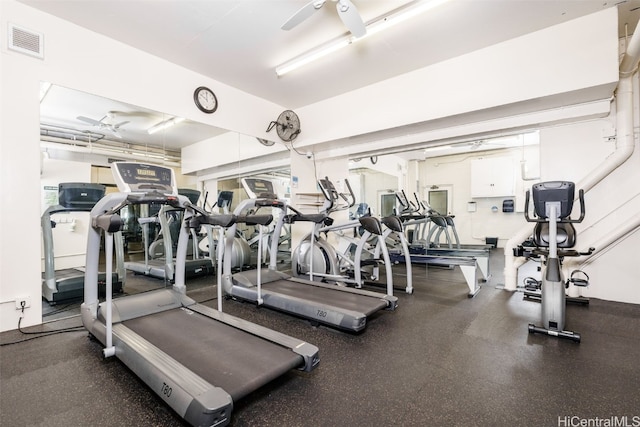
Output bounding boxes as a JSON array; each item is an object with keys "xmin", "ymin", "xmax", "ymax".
[{"xmin": 533, "ymin": 222, "xmax": 576, "ymax": 248}]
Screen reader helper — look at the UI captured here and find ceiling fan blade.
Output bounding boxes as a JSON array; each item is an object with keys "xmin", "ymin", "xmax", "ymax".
[
  {"xmin": 113, "ymin": 120, "xmax": 130, "ymax": 129},
  {"xmin": 76, "ymin": 116, "xmax": 103, "ymax": 126},
  {"xmin": 336, "ymin": 0, "xmax": 366, "ymax": 38},
  {"xmin": 109, "ymin": 128, "xmax": 123, "ymax": 138},
  {"xmin": 281, "ymin": 0, "xmax": 325, "ymax": 30}
]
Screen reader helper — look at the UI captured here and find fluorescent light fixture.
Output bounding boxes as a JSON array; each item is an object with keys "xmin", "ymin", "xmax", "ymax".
[
  {"xmin": 424, "ymin": 144, "xmax": 452, "ymax": 152},
  {"xmin": 147, "ymin": 116, "xmax": 185, "ymax": 135},
  {"xmin": 276, "ymin": 38, "xmax": 352, "ymax": 76},
  {"xmin": 275, "ymin": 0, "xmax": 451, "ymax": 76}
]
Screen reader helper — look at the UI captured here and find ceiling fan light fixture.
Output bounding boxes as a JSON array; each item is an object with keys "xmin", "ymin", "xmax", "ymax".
[
  {"xmin": 275, "ymin": 0, "xmax": 452, "ymax": 76},
  {"xmin": 147, "ymin": 116, "xmax": 185, "ymax": 135}
]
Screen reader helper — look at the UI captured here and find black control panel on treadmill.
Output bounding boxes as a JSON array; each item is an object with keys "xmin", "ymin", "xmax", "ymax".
[
  {"xmin": 242, "ymin": 177, "xmax": 277, "ymax": 199},
  {"xmin": 112, "ymin": 162, "xmax": 176, "ymax": 194}
]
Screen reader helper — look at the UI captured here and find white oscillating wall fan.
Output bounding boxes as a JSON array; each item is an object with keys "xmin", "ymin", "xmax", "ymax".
[{"xmin": 282, "ymin": 0, "xmax": 366, "ymax": 38}]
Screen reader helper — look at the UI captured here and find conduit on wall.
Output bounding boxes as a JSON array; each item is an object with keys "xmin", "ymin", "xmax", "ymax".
[{"xmin": 503, "ymin": 26, "xmax": 640, "ymax": 292}]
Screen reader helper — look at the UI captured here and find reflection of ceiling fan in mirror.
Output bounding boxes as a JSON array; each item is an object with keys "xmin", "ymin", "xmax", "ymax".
[
  {"xmin": 76, "ymin": 114, "xmax": 130, "ymax": 139},
  {"xmin": 256, "ymin": 137, "xmax": 276, "ymax": 146},
  {"xmin": 266, "ymin": 110, "xmax": 301, "ymax": 142},
  {"xmin": 468, "ymin": 139, "xmax": 507, "ymax": 151},
  {"xmin": 281, "ymin": 0, "xmax": 366, "ymax": 38}
]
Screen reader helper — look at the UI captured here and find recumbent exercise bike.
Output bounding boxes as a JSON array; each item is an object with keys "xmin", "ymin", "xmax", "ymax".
[{"xmin": 515, "ymin": 181, "xmax": 594, "ymax": 343}]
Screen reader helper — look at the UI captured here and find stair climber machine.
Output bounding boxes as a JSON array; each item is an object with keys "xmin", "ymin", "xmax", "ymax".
[
  {"xmin": 222, "ymin": 177, "xmax": 397, "ymax": 332},
  {"xmin": 514, "ymin": 181, "xmax": 594, "ymax": 343},
  {"xmin": 388, "ymin": 190, "xmax": 491, "ymax": 297},
  {"xmin": 82, "ymin": 162, "xmax": 319, "ymax": 427},
  {"xmin": 42, "ymin": 183, "xmax": 125, "ymax": 304},
  {"xmin": 291, "ymin": 177, "xmax": 405, "ymax": 295}
]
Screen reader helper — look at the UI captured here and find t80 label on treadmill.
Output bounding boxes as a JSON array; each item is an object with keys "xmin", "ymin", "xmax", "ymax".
[
  {"xmin": 316, "ymin": 310, "xmax": 328, "ymax": 318},
  {"xmin": 161, "ymin": 382, "xmax": 173, "ymax": 398}
]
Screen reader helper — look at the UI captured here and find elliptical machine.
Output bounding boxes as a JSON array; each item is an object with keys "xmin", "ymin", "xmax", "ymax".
[{"xmin": 518, "ymin": 181, "xmax": 594, "ymax": 343}]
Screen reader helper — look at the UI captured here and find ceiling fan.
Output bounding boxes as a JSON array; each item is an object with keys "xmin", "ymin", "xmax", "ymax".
[
  {"xmin": 76, "ymin": 114, "xmax": 130, "ymax": 139},
  {"xmin": 281, "ymin": 0, "xmax": 366, "ymax": 38}
]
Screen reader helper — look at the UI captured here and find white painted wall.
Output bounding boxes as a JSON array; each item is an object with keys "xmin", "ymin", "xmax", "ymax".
[
  {"xmin": 295, "ymin": 9, "xmax": 618, "ymax": 148},
  {"xmin": 419, "ymin": 145, "xmax": 540, "ymax": 248},
  {"xmin": 539, "ymin": 119, "xmax": 640, "ymax": 304},
  {"xmin": 0, "ymin": 0, "xmax": 286, "ymax": 331}
]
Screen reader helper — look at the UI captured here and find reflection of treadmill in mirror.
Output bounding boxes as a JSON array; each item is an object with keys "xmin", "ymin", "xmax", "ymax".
[
  {"xmin": 124, "ymin": 188, "xmax": 214, "ymax": 282},
  {"xmin": 223, "ymin": 178, "xmax": 397, "ymax": 333},
  {"xmin": 42, "ymin": 183, "xmax": 124, "ymax": 304},
  {"xmin": 83, "ymin": 162, "xmax": 319, "ymax": 426}
]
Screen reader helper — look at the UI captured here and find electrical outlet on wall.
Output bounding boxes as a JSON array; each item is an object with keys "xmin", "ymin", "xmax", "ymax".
[{"xmin": 15, "ymin": 296, "xmax": 31, "ymax": 310}]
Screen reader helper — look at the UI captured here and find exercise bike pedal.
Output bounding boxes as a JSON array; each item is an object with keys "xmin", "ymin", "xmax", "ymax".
[
  {"xmin": 566, "ymin": 269, "xmax": 590, "ymax": 287},
  {"xmin": 523, "ymin": 277, "xmax": 541, "ymax": 292}
]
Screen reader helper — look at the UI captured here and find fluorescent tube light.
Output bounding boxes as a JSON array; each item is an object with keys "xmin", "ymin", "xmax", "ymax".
[
  {"xmin": 275, "ymin": 0, "xmax": 451, "ymax": 76},
  {"xmin": 276, "ymin": 38, "xmax": 352, "ymax": 76},
  {"xmin": 147, "ymin": 116, "xmax": 185, "ymax": 135},
  {"xmin": 424, "ymin": 144, "xmax": 452, "ymax": 152}
]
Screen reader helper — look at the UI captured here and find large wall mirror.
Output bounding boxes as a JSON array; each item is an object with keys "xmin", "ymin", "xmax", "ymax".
[{"xmin": 39, "ymin": 83, "xmax": 231, "ymax": 317}]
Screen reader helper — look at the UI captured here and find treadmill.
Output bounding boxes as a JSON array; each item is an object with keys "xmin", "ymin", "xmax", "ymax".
[
  {"xmin": 125, "ymin": 189, "xmax": 214, "ymax": 282},
  {"xmin": 42, "ymin": 183, "xmax": 125, "ymax": 303},
  {"xmin": 82, "ymin": 162, "xmax": 319, "ymax": 427},
  {"xmin": 221, "ymin": 178, "xmax": 397, "ymax": 332}
]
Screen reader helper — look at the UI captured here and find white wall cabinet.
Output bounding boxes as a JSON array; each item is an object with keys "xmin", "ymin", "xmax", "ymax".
[{"xmin": 470, "ymin": 157, "xmax": 515, "ymax": 197}]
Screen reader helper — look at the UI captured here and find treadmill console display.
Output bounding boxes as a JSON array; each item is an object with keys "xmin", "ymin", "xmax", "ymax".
[
  {"xmin": 112, "ymin": 162, "xmax": 177, "ymax": 194},
  {"xmin": 58, "ymin": 183, "xmax": 106, "ymax": 210},
  {"xmin": 242, "ymin": 178, "xmax": 277, "ymax": 199}
]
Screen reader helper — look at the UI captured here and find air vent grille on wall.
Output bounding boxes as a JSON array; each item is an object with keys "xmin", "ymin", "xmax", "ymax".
[{"xmin": 8, "ymin": 23, "xmax": 44, "ymax": 59}]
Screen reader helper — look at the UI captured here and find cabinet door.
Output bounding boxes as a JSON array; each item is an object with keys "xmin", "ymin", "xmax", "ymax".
[{"xmin": 470, "ymin": 157, "xmax": 514, "ymax": 197}]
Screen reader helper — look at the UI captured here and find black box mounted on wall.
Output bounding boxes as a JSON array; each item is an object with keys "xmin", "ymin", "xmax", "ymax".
[
  {"xmin": 502, "ymin": 199, "xmax": 515, "ymax": 213},
  {"xmin": 486, "ymin": 237, "xmax": 498, "ymax": 248}
]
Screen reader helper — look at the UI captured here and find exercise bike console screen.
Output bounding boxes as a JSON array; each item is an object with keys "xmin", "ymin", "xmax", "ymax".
[
  {"xmin": 111, "ymin": 162, "xmax": 176, "ymax": 194},
  {"xmin": 532, "ymin": 181, "xmax": 575, "ymax": 219}
]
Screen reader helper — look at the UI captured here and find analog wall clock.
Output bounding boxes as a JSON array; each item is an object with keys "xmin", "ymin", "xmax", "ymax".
[{"xmin": 193, "ymin": 86, "xmax": 218, "ymax": 114}]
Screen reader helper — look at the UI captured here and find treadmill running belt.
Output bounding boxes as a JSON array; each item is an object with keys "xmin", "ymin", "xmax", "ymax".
[
  {"xmin": 264, "ymin": 279, "xmax": 387, "ymax": 316},
  {"xmin": 123, "ymin": 307, "xmax": 302, "ymax": 401}
]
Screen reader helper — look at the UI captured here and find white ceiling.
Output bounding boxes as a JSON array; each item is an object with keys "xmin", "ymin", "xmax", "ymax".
[{"xmin": 22, "ymin": 0, "xmax": 640, "ymax": 154}]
